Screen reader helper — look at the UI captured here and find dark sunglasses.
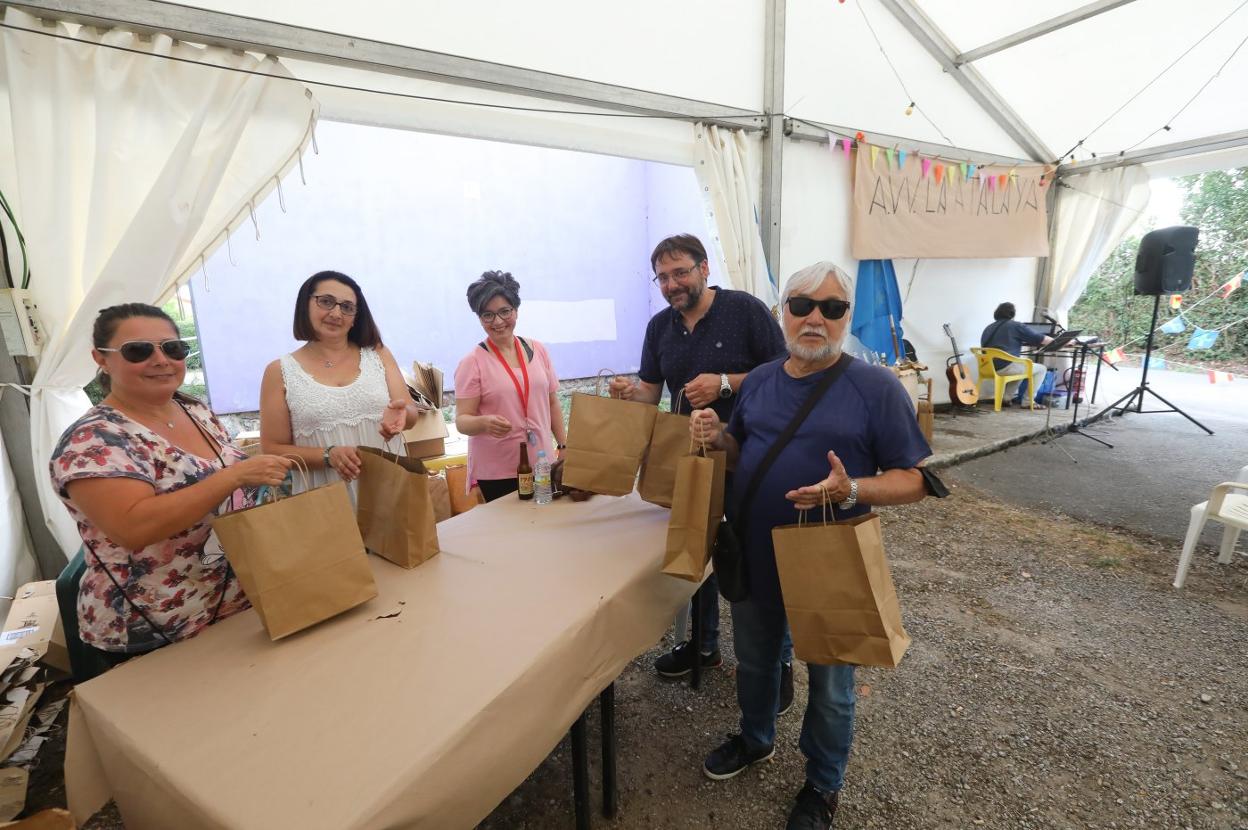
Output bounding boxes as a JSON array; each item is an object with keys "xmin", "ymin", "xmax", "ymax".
[
  {"xmin": 786, "ymin": 296, "xmax": 851, "ymax": 320},
  {"xmin": 98, "ymin": 339, "xmax": 192, "ymax": 363}
]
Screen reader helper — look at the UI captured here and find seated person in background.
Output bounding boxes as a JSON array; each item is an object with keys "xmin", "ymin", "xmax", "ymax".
[{"xmin": 980, "ymin": 302, "xmax": 1052, "ymax": 405}]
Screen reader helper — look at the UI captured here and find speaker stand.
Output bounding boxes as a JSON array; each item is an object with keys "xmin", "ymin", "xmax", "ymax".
[{"xmin": 1087, "ymin": 293, "xmax": 1214, "ymax": 435}]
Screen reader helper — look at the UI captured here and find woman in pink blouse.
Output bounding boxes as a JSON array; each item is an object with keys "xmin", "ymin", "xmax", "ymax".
[
  {"xmin": 50, "ymin": 304, "xmax": 292, "ymax": 665},
  {"xmin": 454, "ymin": 271, "xmax": 567, "ymax": 501}
]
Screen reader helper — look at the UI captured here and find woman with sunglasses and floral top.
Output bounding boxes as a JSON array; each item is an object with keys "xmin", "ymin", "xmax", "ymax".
[
  {"xmin": 49, "ymin": 304, "xmax": 293, "ymax": 663},
  {"xmin": 259, "ymin": 271, "xmax": 421, "ymax": 500}
]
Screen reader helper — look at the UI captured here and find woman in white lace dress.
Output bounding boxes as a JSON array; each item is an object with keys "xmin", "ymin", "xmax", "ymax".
[{"xmin": 259, "ymin": 271, "xmax": 423, "ymax": 498}]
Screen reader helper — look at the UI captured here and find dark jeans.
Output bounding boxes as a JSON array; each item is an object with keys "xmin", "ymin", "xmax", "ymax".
[
  {"xmin": 694, "ymin": 574, "xmax": 793, "ymax": 664},
  {"xmin": 732, "ymin": 596, "xmax": 856, "ymax": 792},
  {"xmin": 478, "ymin": 478, "xmax": 519, "ymax": 502}
]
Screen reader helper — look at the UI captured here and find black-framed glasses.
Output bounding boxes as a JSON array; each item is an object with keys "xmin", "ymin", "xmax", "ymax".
[
  {"xmin": 786, "ymin": 296, "xmax": 851, "ymax": 320},
  {"xmin": 313, "ymin": 294, "xmax": 358, "ymax": 316},
  {"xmin": 479, "ymin": 306, "xmax": 515, "ymax": 324},
  {"xmin": 652, "ymin": 263, "xmax": 703, "ymax": 287},
  {"xmin": 98, "ymin": 339, "xmax": 192, "ymax": 363}
]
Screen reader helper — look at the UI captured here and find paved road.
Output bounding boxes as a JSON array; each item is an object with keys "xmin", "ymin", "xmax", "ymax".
[{"xmin": 947, "ymin": 366, "xmax": 1248, "ymax": 551}]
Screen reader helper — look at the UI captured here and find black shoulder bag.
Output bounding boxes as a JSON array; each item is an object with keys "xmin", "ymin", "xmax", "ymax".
[{"xmin": 713, "ymin": 354, "xmax": 853, "ymax": 602}]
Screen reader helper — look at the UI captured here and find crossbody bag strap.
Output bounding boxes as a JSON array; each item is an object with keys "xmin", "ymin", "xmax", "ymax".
[{"xmin": 733, "ymin": 353, "xmax": 853, "ymax": 535}]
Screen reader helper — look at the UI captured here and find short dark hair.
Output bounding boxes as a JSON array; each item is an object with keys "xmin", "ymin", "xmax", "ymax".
[
  {"xmin": 292, "ymin": 271, "xmax": 382, "ymax": 347},
  {"xmin": 650, "ymin": 234, "xmax": 708, "ymax": 272},
  {"xmin": 994, "ymin": 302, "xmax": 1017, "ymax": 321},
  {"xmin": 466, "ymin": 270, "xmax": 521, "ymax": 316},
  {"xmin": 92, "ymin": 303, "xmax": 178, "ymax": 393}
]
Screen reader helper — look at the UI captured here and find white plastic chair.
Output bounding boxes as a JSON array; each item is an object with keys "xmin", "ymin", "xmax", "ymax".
[{"xmin": 1173, "ymin": 465, "xmax": 1248, "ymax": 588}]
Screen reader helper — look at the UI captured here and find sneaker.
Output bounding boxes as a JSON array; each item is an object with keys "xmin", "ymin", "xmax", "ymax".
[
  {"xmin": 654, "ymin": 641, "xmax": 722, "ymax": 678},
  {"xmin": 703, "ymin": 733, "xmax": 775, "ymax": 780},
  {"xmin": 786, "ymin": 781, "xmax": 840, "ymax": 829},
  {"xmin": 777, "ymin": 661, "xmax": 795, "ymax": 716}
]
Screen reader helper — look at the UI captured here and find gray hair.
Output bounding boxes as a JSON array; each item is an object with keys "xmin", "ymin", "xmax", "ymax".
[
  {"xmin": 781, "ymin": 261, "xmax": 854, "ymax": 306},
  {"xmin": 466, "ymin": 270, "xmax": 521, "ymax": 315}
]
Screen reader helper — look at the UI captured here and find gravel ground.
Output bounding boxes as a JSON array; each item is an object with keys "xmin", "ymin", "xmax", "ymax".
[{"xmin": 29, "ymin": 481, "xmax": 1248, "ymax": 829}]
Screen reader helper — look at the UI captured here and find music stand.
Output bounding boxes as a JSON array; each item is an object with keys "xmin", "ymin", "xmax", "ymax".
[
  {"xmin": 1086, "ymin": 293, "xmax": 1214, "ymax": 435},
  {"xmin": 1042, "ymin": 338, "xmax": 1113, "ymax": 451}
]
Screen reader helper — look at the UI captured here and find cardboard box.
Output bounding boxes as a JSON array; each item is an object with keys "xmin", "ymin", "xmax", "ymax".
[
  {"xmin": 0, "ymin": 582, "xmax": 68, "ymax": 676},
  {"xmin": 402, "ymin": 409, "xmax": 449, "ymax": 460}
]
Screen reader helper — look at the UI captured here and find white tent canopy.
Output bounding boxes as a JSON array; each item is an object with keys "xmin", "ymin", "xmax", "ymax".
[{"xmin": 2, "ymin": 0, "xmax": 1247, "ymax": 592}]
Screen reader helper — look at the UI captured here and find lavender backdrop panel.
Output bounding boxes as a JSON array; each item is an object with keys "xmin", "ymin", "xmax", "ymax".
[{"xmin": 190, "ymin": 121, "xmax": 706, "ymax": 413}]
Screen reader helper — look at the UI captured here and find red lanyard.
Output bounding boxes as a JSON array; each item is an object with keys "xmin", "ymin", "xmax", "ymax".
[{"xmin": 487, "ymin": 339, "xmax": 530, "ymax": 415}]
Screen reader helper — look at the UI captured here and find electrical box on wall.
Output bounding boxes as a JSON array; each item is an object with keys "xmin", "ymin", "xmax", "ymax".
[{"xmin": 0, "ymin": 288, "xmax": 46, "ymax": 360}]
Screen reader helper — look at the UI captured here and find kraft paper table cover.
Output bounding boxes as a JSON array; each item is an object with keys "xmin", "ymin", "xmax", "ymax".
[{"xmin": 67, "ymin": 493, "xmax": 694, "ymax": 830}]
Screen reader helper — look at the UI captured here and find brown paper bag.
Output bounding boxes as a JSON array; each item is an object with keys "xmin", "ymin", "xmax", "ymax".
[
  {"xmin": 772, "ymin": 510, "xmax": 910, "ymax": 667},
  {"xmin": 660, "ymin": 446, "xmax": 726, "ymax": 581},
  {"xmin": 445, "ymin": 465, "xmax": 484, "ymax": 515},
  {"xmin": 212, "ymin": 479, "xmax": 377, "ymax": 641},
  {"xmin": 637, "ymin": 392, "xmax": 691, "ymax": 507},
  {"xmin": 357, "ymin": 447, "xmax": 441, "ymax": 568},
  {"xmin": 562, "ymin": 373, "xmax": 659, "ymax": 496},
  {"xmin": 428, "ymin": 473, "xmax": 452, "ymax": 523}
]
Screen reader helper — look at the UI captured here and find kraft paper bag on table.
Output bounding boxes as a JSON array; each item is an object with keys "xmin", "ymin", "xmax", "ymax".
[
  {"xmin": 637, "ymin": 391, "xmax": 691, "ymax": 508},
  {"xmin": 356, "ymin": 447, "xmax": 441, "ymax": 568},
  {"xmin": 445, "ymin": 464, "xmax": 484, "ymax": 515},
  {"xmin": 661, "ymin": 443, "xmax": 726, "ymax": 581},
  {"xmin": 561, "ymin": 371, "xmax": 659, "ymax": 496},
  {"xmin": 212, "ymin": 465, "xmax": 377, "ymax": 641},
  {"xmin": 772, "ymin": 504, "xmax": 910, "ymax": 667}
]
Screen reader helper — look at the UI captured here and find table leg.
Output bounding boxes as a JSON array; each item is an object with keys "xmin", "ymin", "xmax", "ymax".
[
  {"xmin": 571, "ymin": 711, "xmax": 591, "ymax": 830},
  {"xmin": 600, "ymin": 683, "xmax": 617, "ymax": 818},
  {"xmin": 690, "ymin": 585, "xmax": 703, "ymax": 690}
]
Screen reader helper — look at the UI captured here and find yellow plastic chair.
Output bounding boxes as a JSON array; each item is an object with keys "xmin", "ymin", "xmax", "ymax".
[{"xmin": 970, "ymin": 347, "xmax": 1036, "ymax": 411}]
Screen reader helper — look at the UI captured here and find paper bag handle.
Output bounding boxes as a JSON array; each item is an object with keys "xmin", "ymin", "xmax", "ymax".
[
  {"xmin": 596, "ymin": 369, "xmax": 618, "ymax": 398},
  {"xmin": 264, "ymin": 454, "xmax": 311, "ymax": 502},
  {"xmin": 796, "ymin": 485, "xmax": 832, "ymax": 526}
]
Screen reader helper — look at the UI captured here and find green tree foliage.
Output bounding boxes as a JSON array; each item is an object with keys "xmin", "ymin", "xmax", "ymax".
[{"xmin": 1070, "ymin": 168, "xmax": 1248, "ymax": 367}]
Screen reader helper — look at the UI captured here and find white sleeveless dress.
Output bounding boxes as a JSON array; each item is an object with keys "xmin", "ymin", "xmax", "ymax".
[{"xmin": 280, "ymin": 347, "xmax": 403, "ymax": 499}]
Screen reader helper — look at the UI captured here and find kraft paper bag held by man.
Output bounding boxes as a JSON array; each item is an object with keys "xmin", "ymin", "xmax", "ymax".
[
  {"xmin": 661, "ymin": 441, "xmax": 726, "ymax": 581},
  {"xmin": 688, "ymin": 261, "xmax": 931, "ymax": 830}
]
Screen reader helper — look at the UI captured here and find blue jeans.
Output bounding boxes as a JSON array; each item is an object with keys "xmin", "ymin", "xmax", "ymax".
[
  {"xmin": 693, "ymin": 575, "xmax": 794, "ymax": 664},
  {"xmin": 731, "ymin": 596, "xmax": 856, "ymax": 792}
]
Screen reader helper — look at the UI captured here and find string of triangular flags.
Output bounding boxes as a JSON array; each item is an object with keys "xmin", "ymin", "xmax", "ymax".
[
  {"xmin": 1105, "ymin": 352, "xmax": 1237, "ymax": 384},
  {"xmin": 827, "ymin": 132, "xmax": 1053, "ymax": 190}
]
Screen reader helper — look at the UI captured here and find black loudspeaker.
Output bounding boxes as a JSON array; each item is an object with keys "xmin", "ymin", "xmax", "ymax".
[{"xmin": 1133, "ymin": 225, "xmax": 1198, "ymax": 295}]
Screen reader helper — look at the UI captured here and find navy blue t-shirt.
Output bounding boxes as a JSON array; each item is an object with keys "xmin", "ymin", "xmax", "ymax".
[
  {"xmin": 981, "ymin": 319, "xmax": 1045, "ymax": 370},
  {"xmin": 726, "ymin": 357, "xmax": 931, "ymax": 607},
  {"xmin": 638, "ymin": 287, "xmax": 785, "ymax": 421}
]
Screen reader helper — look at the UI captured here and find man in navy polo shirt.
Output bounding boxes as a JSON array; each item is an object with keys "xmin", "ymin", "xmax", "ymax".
[
  {"xmin": 690, "ymin": 261, "xmax": 930, "ymax": 830},
  {"xmin": 609, "ymin": 234, "xmax": 794, "ymax": 708}
]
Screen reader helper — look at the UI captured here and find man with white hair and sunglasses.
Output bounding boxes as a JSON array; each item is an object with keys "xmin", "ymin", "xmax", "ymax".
[{"xmin": 689, "ymin": 261, "xmax": 931, "ymax": 829}]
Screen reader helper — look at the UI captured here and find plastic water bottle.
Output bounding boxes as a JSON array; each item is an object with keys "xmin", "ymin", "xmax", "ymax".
[{"xmin": 534, "ymin": 450, "xmax": 553, "ymax": 505}]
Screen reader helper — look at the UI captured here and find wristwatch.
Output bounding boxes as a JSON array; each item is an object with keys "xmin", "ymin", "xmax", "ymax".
[
  {"xmin": 838, "ymin": 479, "xmax": 859, "ymax": 510},
  {"xmin": 718, "ymin": 373, "xmax": 732, "ymax": 399}
]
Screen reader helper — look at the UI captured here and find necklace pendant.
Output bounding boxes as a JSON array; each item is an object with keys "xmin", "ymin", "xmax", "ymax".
[{"xmin": 324, "ymin": 360, "xmax": 334, "ymax": 367}]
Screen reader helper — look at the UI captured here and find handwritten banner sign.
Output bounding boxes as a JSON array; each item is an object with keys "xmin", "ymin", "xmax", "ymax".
[{"xmin": 851, "ymin": 146, "xmax": 1050, "ymax": 259}]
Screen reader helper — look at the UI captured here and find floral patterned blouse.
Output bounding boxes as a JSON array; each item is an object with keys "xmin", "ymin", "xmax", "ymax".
[{"xmin": 49, "ymin": 395, "xmax": 254, "ymax": 653}]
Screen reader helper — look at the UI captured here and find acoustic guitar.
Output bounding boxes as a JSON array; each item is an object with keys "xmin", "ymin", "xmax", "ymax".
[{"xmin": 942, "ymin": 323, "xmax": 979, "ymax": 406}]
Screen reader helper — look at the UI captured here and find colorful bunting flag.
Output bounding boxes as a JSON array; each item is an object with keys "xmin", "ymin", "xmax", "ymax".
[
  {"xmin": 887, "ymin": 147, "xmax": 896, "ymax": 169},
  {"xmin": 1217, "ymin": 272, "xmax": 1243, "ymax": 298},
  {"xmin": 842, "ymin": 138, "xmax": 852, "ymax": 157},
  {"xmin": 1159, "ymin": 316, "xmax": 1186, "ymax": 334},
  {"xmin": 1101, "ymin": 348, "xmax": 1125, "ymax": 365},
  {"xmin": 987, "ymin": 175, "xmax": 995, "ymax": 191},
  {"xmin": 1208, "ymin": 370, "xmax": 1235, "ymax": 384},
  {"xmin": 1187, "ymin": 327, "xmax": 1219, "ymax": 350},
  {"xmin": 1146, "ymin": 356, "xmax": 1166, "ymax": 370},
  {"xmin": 870, "ymin": 145, "xmax": 879, "ymax": 169},
  {"xmin": 898, "ymin": 149, "xmax": 907, "ymax": 168},
  {"xmin": 934, "ymin": 164, "xmax": 944, "ymax": 184},
  {"xmin": 997, "ymin": 174, "xmax": 1008, "ymax": 190},
  {"xmin": 921, "ymin": 158, "xmax": 932, "ymax": 178},
  {"xmin": 1169, "ymin": 294, "xmax": 1183, "ymax": 310},
  {"xmin": 967, "ymin": 164, "xmax": 977, "ymax": 180},
  {"xmin": 826, "ymin": 131, "xmax": 837, "ymax": 152}
]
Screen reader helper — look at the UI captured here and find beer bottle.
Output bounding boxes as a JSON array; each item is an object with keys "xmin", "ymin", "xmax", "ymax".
[{"xmin": 517, "ymin": 441, "xmax": 534, "ymax": 500}]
